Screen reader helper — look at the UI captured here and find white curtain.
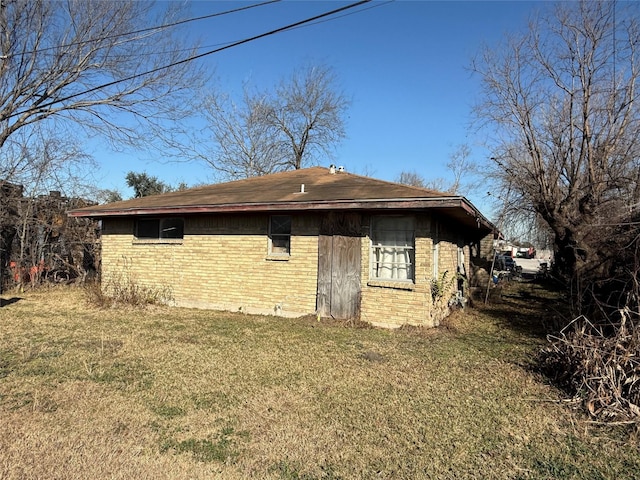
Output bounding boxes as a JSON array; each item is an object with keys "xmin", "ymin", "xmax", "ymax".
[{"xmin": 372, "ymin": 217, "xmax": 414, "ymax": 280}]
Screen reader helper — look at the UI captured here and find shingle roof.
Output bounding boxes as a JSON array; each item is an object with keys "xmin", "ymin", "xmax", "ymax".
[{"xmin": 69, "ymin": 166, "xmax": 495, "ymax": 233}]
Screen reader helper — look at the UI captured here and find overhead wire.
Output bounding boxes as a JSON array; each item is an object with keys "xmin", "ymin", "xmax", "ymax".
[
  {"xmin": 2, "ymin": 0, "xmax": 281, "ymax": 59},
  {"xmin": 281, "ymin": 0, "xmax": 393, "ymax": 33},
  {"xmin": 9, "ymin": 0, "xmax": 373, "ymax": 119},
  {"xmin": 95, "ymin": 0, "xmax": 395, "ymax": 61}
]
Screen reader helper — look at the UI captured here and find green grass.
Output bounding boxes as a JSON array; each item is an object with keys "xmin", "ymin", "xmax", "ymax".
[{"xmin": 0, "ymin": 283, "xmax": 638, "ymax": 479}]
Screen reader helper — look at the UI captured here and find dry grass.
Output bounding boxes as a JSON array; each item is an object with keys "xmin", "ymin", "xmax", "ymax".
[
  {"xmin": 0, "ymin": 284, "xmax": 639, "ymax": 479},
  {"xmin": 539, "ymin": 312, "xmax": 640, "ymax": 423}
]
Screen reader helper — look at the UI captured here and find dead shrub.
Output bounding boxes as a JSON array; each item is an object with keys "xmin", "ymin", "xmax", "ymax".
[
  {"xmin": 538, "ymin": 310, "xmax": 640, "ymax": 424},
  {"xmin": 83, "ymin": 280, "xmax": 110, "ymax": 307},
  {"xmin": 84, "ymin": 274, "xmax": 172, "ymax": 308}
]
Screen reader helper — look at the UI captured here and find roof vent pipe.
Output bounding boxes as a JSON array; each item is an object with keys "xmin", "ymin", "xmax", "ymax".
[
  {"xmin": 300, "ymin": 183, "xmax": 305, "ymax": 193},
  {"xmin": 329, "ymin": 164, "xmax": 336, "ymax": 174}
]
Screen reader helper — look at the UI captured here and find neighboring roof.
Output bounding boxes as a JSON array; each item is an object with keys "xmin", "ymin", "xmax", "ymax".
[{"xmin": 69, "ymin": 166, "xmax": 495, "ymax": 233}]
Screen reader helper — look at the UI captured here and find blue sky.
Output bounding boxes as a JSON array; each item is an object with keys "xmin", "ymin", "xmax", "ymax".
[{"xmin": 96, "ymin": 0, "xmax": 546, "ymax": 215}]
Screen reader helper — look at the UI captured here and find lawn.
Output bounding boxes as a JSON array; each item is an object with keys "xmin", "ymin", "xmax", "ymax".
[{"xmin": 0, "ymin": 284, "xmax": 638, "ymax": 479}]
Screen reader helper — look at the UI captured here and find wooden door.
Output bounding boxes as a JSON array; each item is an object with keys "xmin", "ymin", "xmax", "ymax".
[{"xmin": 317, "ymin": 234, "xmax": 361, "ymax": 319}]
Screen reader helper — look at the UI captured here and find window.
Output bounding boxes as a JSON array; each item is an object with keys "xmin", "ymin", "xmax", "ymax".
[
  {"xmin": 269, "ymin": 215, "xmax": 291, "ymax": 255},
  {"xmin": 135, "ymin": 218, "xmax": 184, "ymax": 239},
  {"xmin": 432, "ymin": 221, "xmax": 439, "ymax": 278},
  {"xmin": 457, "ymin": 245, "xmax": 466, "ymax": 276},
  {"xmin": 370, "ymin": 216, "xmax": 415, "ymax": 281}
]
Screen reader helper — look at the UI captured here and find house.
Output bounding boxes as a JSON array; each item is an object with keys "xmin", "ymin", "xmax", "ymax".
[{"xmin": 69, "ymin": 166, "xmax": 496, "ymax": 328}]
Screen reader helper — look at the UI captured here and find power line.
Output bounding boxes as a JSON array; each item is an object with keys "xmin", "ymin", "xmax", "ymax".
[
  {"xmin": 283, "ymin": 0, "xmax": 393, "ymax": 32},
  {"xmin": 2, "ymin": 0, "xmax": 281, "ymax": 59},
  {"xmin": 90, "ymin": 0, "xmax": 395, "ymax": 62},
  {"xmin": 11, "ymin": 0, "xmax": 373, "ymax": 119}
]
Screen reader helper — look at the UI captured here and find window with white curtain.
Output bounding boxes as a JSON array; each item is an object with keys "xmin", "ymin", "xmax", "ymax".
[{"xmin": 370, "ymin": 216, "xmax": 415, "ymax": 281}]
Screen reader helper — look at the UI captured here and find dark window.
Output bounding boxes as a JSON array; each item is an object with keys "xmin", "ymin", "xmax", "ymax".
[
  {"xmin": 269, "ymin": 215, "xmax": 291, "ymax": 255},
  {"xmin": 135, "ymin": 218, "xmax": 184, "ymax": 239},
  {"xmin": 136, "ymin": 219, "xmax": 160, "ymax": 239},
  {"xmin": 161, "ymin": 218, "xmax": 184, "ymax": 238}
]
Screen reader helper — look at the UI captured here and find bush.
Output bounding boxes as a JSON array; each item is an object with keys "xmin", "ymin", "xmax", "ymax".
[
  {"xmin": 84, "ymin": 274, "xmax": 172, "ymax": 308},
  {"xmin": 538, "ymin": 310, "xmax": 640, "ymax": 424}
]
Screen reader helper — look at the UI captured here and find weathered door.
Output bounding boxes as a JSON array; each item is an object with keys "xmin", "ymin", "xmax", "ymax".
[{"xmin": 317, "ymin": 214, "xmax": 362, "ymax": 319}]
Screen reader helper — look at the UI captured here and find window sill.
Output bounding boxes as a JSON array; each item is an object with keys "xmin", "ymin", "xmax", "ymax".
[
  {"xmin": 265, "ymin": 254, "xmax": 290, "ymax": 262},
  {"xmin": 367, "ymin": 280, "xmax": 415, "ymax": 291},
  {"xmin": 132, "ymin": 238, "xmax": 183, "ymax": 245}
]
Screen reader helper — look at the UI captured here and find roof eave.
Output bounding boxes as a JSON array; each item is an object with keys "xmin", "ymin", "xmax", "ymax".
[
  {"xmin": 69, "ymin": 197, "xmax": 464, "ymax": 216},
  {"xmin": 69, "ymin": 196, "xmax": 495, "ymax": 232}
]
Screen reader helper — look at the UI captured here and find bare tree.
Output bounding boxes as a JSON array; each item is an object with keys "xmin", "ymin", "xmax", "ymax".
[
  {"xmin": 2, "ymin": 124, "xmax": 92, "ymax": 195},
  {"xmin": 0, "ymin": 1, "xmax": 204, "ymax": 286},
  {"xmin": 95, "ymin": 189, "xmax": 124, "ymax": 204},
  {"xmin": 396, "ymin": 144, "xmax": 478, "ymax": 194},
  {"xmin": 0, "ymin": 0, "xmax": 203, "ymax": 178},
  {"xmin": 202, "ymin": 89, "xmax": 289, "ymax": 179},
  {"xmin": 202, "ymin": 64, "xmax": 349, "ymax": 179},
  {"xmin": 1, "ymin": 126, "xmax": 99, "ymax": 289},
  {"xmin": 473, "ymin": 0, "xmax": 640, "ymax": 287},
  {"xmin": 395, "ymin": 170, "xmax": 426, "ymax": 188},
  {"xmin": 269, "ymin": 65, "xmax": 349, "ymax": 170},
  {"xmin": 446, "ymin": 143, "xmax": 477, "ymax": 195}
]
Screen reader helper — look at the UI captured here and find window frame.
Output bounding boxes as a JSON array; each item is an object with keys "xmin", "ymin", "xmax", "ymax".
[
  {"xmin": 369, "ymin": 215, "xmax": 415, "ymax": 282},
  {"xmin": 134, "ymin": 217, "xmax": 184, "ymax": 240},
  {"xmin": 268, "ymin": 215, "xmax": 292, "ymax": 256},
  {"xmin": 432, "ymin": 220, "xmax": 439, "ymax": 279}
]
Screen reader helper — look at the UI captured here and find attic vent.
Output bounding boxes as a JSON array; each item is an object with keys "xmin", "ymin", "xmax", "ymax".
[{"xmin": 337, "ymin": 165, "xmax": 345, "ymax": 173}]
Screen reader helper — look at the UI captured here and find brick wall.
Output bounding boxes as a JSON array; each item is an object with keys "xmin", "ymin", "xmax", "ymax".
[
  {"xmin": 100, "ymin": 212, "xmax": 481, "ymax": 327},
  {"xmin": 101, "ymin": 214, "xmax": 319, "ymax": 317},
  {"xmin": 468, "ymin": 232, "xmax": 495, "ymax": 294},
  {"xmin": 359, "ymin": 216, "xmax": 433, "ymax": 327}
]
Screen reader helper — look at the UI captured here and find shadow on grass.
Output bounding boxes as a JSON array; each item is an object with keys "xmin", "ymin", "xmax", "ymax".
[
  {"xmin": 483, "ymin": 279, "xmax": 569, "ymax": 337},
  {"xmin": 0, "ymin": 297, "xmax": 22, "ymax": 307},
  {"xmin": 438, "ymin": 281, "xmax": 570, "ymax": 369}
]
